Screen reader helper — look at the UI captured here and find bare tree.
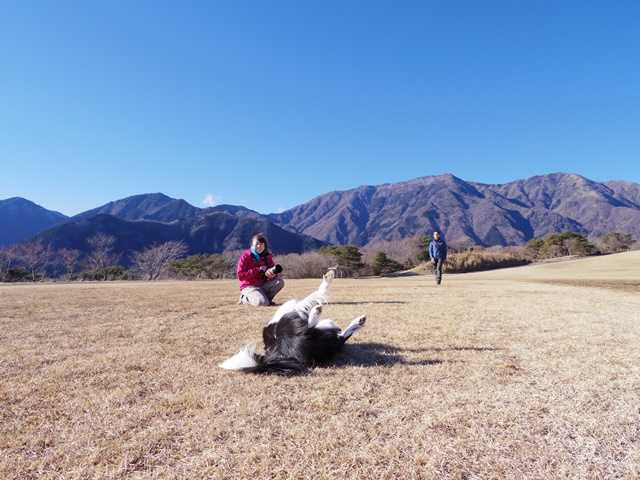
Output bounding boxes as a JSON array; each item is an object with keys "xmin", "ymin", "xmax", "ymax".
[
  {"xmin": 599, "ymin": 232, "xmax": 636, "ymax": 254},
  {"xmin": 86, "ymin": 233, "xmax": 121, "ymax": 280},
  {"xmin": 0, "ymin": 245, "xmax": 16, "ymax": 281},
  {"xmin": 563, "ymin": 237, "xmax": 578, "ymax": 256},
  {"xmin": 130, "ymin": 241, "xmax": 189, "ymax": 280},
  {"xmin": 277, "ymin": 252, "xmax": 333, "ymax": 279},
  {"xmin": 57, "ymin": 248, "xmax": 82, "ymax": 278},
  {"xmin": 547, "ymin": 244, "xmax": 563, "ymax": 258},
  {"xmin": 363, "ymin": 238, "xmax": 411, "ymax": 268},
  {"xmin": 398, "ymin": 236, "xmax": 422, "ymax": 267},
  {"xmin": 14, "ymin": 238, "xmax": 53, "ymax": 281}
]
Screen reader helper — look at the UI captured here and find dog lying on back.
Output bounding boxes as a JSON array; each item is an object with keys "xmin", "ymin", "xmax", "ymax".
[{"xmin": 220, "ymin": 270, "xmax": 366, "ymax": 374}]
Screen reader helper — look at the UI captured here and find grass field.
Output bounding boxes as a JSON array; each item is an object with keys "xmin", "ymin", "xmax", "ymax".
[{"xmin": 1, "ymin": 252, "xmax": 639, "ymax": 479}]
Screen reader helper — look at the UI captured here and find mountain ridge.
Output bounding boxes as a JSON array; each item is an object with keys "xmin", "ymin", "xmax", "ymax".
[
  {"xmin": 2, "ymin": 173, "xmax": 640, "ymax": 255},
  {"xmin": 0, "ymin": 197, "xmax": 68, "ymax": 245},
  {"xmin": 266, "ymin": 172, "xmax": 640, "ymax": 247}
]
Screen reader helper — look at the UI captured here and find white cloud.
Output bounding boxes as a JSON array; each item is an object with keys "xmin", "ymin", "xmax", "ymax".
[
  {"xmin": 277, "ymin": 207, "xmax": 285, "ymax": 213},
  {"xmin": 202, "ymin": 193, "xmax": 221, "ymax": 207}
]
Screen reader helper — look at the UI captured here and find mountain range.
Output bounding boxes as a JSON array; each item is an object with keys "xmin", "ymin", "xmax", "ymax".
[
  {"xmin": 2, "ymin": 173, "xmax": 640, "ymax": 262},
  {"xmin": 265, "ymin": 173, "xmax": 640, "ymax": 248}
]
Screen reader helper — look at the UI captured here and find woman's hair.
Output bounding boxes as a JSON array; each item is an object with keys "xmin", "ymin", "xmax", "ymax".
[{"xmin": 251, "ymin": 233, "xmax": 270, "ymax": 253}]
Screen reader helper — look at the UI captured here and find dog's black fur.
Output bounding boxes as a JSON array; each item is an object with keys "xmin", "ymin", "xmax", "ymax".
[{"xmin": 220, "ymin": 270, "xmax": 366, "ymax": 374}]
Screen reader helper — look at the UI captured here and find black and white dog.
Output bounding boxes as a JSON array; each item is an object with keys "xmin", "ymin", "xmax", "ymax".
[{"xmin": 220, "ymin": 270, "xmax": 366, "ymax": 374}]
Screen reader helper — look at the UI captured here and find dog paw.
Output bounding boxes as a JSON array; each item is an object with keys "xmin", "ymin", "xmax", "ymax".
[
  {"xmin": 323, "ymin": 270, "xmax": 335, "ymax": 282},
  {"xmin": 347, "ymin": 315, "xmax": 366, "ymax": 329},
  {"xmin": 308, "ymin": 304, "xmax": 324, "ymax": 327}
]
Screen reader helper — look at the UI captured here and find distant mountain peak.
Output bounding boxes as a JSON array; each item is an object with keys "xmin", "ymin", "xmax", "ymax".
[
  {"xmin": 267, "ymin": 173, "xmax": 640, "ymax": 248},
  {"xmin": 3, "ymin": 173, "xmax": 640, "ymax": 250},
  {"xmin": 0, "ymin": 198, "xmax": 68, "ymax": 245},
  {"xmin": 69, "ymin": 193, "xmax": 202, "ymax": 223}
]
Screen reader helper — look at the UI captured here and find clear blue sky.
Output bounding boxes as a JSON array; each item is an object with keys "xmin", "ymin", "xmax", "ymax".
[{"xmin": 2, "ymin": 1, "xmax": 639, "ymax": 216}]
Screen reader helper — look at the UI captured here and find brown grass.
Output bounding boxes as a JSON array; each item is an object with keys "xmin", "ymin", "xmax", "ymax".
[{"xmin": 2, "ymin": 252, "xmax": 640, "ymax": 479}]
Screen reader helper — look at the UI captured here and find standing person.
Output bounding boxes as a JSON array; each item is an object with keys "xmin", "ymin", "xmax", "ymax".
[
  {"xmin": 429, "ymin": 230, "xmax": 448, "ymax": 285},
  {"xmin": 237, "ymin": 233, "xmax": 285, "ymax": 306}
]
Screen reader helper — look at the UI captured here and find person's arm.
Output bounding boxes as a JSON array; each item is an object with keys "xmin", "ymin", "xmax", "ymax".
[
  {"xmin": 264, "ymin": 254, "xmax": 278, "ymax": 280},
  {"xmin": 265, "ymin": 254, "xmax": 275, "ymax": 270},
  {"xmin": 237, "ymin": 252, "xmax": 262, "ymax": 282}
]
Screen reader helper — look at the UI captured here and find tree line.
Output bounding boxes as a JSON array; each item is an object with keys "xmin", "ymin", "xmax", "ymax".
[
  {"xmin": 0, "ymin": 231, "xmax": 636, "ymax": 283},
  {"xmin": 523, "ymin": 231, "xmax": 635, "ymax": 259}
]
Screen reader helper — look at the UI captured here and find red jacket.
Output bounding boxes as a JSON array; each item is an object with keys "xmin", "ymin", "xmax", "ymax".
[{"xmin": 237, "ymin": 248, "xmax": 277, "ymax": 290}]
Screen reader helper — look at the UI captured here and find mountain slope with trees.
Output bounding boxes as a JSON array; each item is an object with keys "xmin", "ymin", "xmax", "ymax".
[
  {"xmin": 33, "ymin": 212, "xmax": 326, "ymax": 266},
  {"xmin": 2, "ymin": 173, "xmax": 639, "ymax": 255},
  {"xmin": 268, "ymin": 173, "xmax": 640, "ymax": 247}
]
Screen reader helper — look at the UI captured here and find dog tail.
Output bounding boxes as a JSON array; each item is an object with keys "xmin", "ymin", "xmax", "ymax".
[
  {"xmin": 219, "ymin": 345, "xmax": 262, "ymax": 372},
  {"xmin": 220, "ymin": 345, "xmax": 307, "ymax": 375}
]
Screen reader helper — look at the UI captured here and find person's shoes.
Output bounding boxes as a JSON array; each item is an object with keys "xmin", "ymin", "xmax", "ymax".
[
  {"xmin": 237, "ymin": 294, "xmax": 244, "ymax": 305},
  {"xmin": 269, "ymin": 301, "xmax": 277, "ymax": 306}
]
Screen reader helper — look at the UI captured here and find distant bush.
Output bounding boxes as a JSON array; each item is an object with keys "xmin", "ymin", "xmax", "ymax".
[
  {"xmin": 318, "ymin": 245, "xmax": 365, "ymax": 277},
  {"xmin": 371, "ymin": 251, "xmax": 404, "ymax": 276},
  {"xmin": 445, "ymin": 250, "xmax": 530, "ymax": 273},
  {"xmin": 80, "ymin": 266, "xmax": 137, "ymax": 281},
  {"xmin": 1, "ymin": 268, "xmax": 31, "ymax": 282},
  {"xmin": 276, "ymin": 252, "xmax": 333, "ymax": 279},
  {"xmin": 167, "ymin": 254, "xmax": 234, "ymax": 280},
  {"xmin": 598, "ymin": 232, "xmax": 636, "ymax": 254}
]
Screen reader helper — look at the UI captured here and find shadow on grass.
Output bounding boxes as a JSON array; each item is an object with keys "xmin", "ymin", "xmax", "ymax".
[
  {"xmin": 324, "ymin": 342, "xmax": 500, "ymax": 368},
  {"xmin": 330, "ymin": 301, "xmax": 407, "ymax": 306},
  {"xmin": 385, "ymin": 271, "xmax": 424, "ymax": 277}
]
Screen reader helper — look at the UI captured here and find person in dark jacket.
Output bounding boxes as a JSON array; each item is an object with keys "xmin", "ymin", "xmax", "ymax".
[
  {"xmin": 428, "ymin": 230, "xmax": 448, "ymax": 285},
  {"xmin": 237, "ymin": 233, "xmax": 284, "ymax": 306}
]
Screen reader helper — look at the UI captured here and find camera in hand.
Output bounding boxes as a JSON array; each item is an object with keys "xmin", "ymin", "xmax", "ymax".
[{"xmin": 265, "ymin": 264, "xmax": 283, "ymax": 276}]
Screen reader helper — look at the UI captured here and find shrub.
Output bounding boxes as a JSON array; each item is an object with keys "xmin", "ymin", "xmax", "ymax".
[
  {"xmin": 445, "ymin": 250, "xmax": 530, "ymax": 273},
  {"xmin": 168, "ymin": 254, "xmax": 234, "ymax": 280},
  {"xmin": 80, "ymin": 266, "xmax": 136, "ymax": 281},
  {"xmin": 318, "ymin": 245, "xmax": 365, "ymax": 277},
  {"xmin": 371, "ymin": 251, "xmax": 404, "ymax": 276},
  {"xmin": 599, "ymin": 232, "xmax": 636, "ymax": 254},
  {"xmin": 276, "ymin": 252, "xmax": 333, "ymax": 279}
]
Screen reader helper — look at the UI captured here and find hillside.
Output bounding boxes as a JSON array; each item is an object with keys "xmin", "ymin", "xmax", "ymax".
[
  {"xmin": 0, "ymin": 197, "xmax": 67, "ymax": 246},
  {"xmin": 268, "ymin": 173, "xmax": 640, "ymax": 247},
  {"xmin": 466, "ymin": 250, "xmax": 640, "ymax": 286},
  {"xmin": 2, "ymin": 173, "xmax": 640, "ymax": 254},
  {"xmin": 36, "ymin": 212, "xmax": 326, "ymax": 265}
]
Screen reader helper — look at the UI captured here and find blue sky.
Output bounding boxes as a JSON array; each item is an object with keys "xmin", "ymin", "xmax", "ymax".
[{"xmin": 2, "ymin": 1, "xmax": 639, "ymax": 216}]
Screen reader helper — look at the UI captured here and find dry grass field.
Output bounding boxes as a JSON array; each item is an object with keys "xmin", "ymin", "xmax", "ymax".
[{"xmin": 2, "ymin": 252, "xmax": 639, "ymax": 479}]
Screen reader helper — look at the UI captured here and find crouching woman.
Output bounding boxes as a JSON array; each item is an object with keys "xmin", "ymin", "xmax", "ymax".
[{"xmin": 237, "ymin": 233, "xmax": 284, "ymax": 306}]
